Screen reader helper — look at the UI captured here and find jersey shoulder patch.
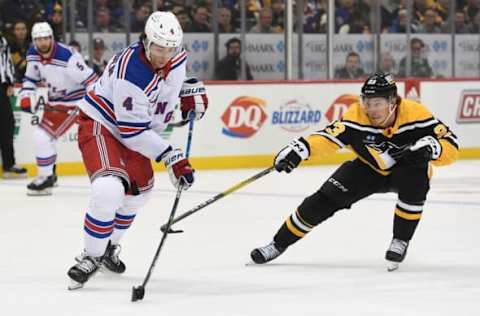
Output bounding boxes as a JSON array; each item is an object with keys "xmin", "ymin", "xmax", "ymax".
[
  {"xmin": 53, "ymin": 42, "xmax": 73, "ymax": 62},
  {"xmin": 118, "ymin": 43, "xmax": 156, "ymax": 92}
]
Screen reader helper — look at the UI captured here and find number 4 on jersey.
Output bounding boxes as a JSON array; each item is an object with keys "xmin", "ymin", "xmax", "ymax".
[{"xmin": 123, "ymin": 97, "xmax": 133, "ymax": 111}]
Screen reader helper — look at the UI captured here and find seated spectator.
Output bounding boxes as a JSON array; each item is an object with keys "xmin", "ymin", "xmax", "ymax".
[
  {"xmin": 91, "ymin": 38, "xmax": 108, "ymax": 76},
  {"xmin": 68, "ymin": 40, "xmax": 82, "ymax": 54},
  {"xmin": 389, "ymin": 9, "xmax": 418, "ymax": 33},
  {"xmin": 463, "ymin": 0, "xmax": 480, "ymax": 23},
  {"xmin": 95, "ymin": 6, "xmax": 118, "ymax": 32},
  {"xmin": 218, "ymin": 7, "xmax": 234, "ymax": 33},
  {"xmin": 334, "ymin": 51, "xmax": 365, "ymax": 80},
  {"xmin": 338, "ymin": 10, "xmax": 371, "ymax": 34},
  {"xmin": 379, "ymin": 52, "xmax": 397, "ymax": 76},
  {"xmin": 48, "ymin": 3, "xmax": 64, "ymax": 41},
  {"xmin": 398, "ymin": 37, "xmax": 433, "ymax": 78},
  {"xmin": 187, "ymin": 6, "xmax": 211, "ymax": 32},
  {"xmin": 451, "ymin": 10, "xmax": 471, "ymax": 33},
  {"xmin": 8, "ymin": 20, "xmax": 30, "ymax": 82},
  {"xmin": 335, "ymin": 0, "xmax": 356, "ymax": 32},
  {"xmin": 131, "ymin": 3, "xmax": 152, "ymax": 32},
  {"xmin": 271, "ymin": 0, "xmax": 285, "ymax": 32},
  {"xmin": 469, "ymin": 11, "xmax": 480, "ymax": 33},
  {"xmin": 215, "ymin": 38, "xmax": 253, "ymax": 80},
  {"xmin": 417, "ymin": 8, "xmax": 443, "ymax": 33},
  {"xmin": 175, "ymin": 10, "xmax": 190, "ymax": 32},
  {"xmin": 250, "ymin": 8, "xmax": 277, "ymax": 33},
  {"xmin": 0, "ymin": 0, "xmax": 42, "ymax": 30},
  {"xmin": 232, "ymin": 1, "xmax": 258, "ymax": 31}
]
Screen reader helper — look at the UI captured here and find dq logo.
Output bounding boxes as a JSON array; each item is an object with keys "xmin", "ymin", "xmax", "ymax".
[
  {"xmin": 221, "ymin": 96, "xmax": 268, "ymax": 138},
  {"xmin": 325, "ymin": 94, "xmax": 359, "ymax": 122}
]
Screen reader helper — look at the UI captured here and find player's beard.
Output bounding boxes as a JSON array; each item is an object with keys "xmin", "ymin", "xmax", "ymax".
[{"xmin": 37, "ymin": 43, "xmax": 52, "ymax": 56}]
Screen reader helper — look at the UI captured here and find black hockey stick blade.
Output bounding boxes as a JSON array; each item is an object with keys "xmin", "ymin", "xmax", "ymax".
[{"xmin": 131, "ymin": 285, "xmax": 145, "ymax": 302}]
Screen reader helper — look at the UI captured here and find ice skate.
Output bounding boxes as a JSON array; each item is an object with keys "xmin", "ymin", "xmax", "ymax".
[
  {"xmin": 67, "ymin": 255, "xmax": 102, "ymax": 290},
  {"xmin": 2, "ymin": 165, "xmax": 27, "ymax": 179},
  {"xmin": 102, "ymin": 243, "xmax": 126, "ymax": 274},
  {"xmin": 250, "ymin": 241, "xmax": 286, "ymax": 264},
  {"xmin": 27, "ymin": 174, "xmax": 56, "ymax": 196},
  {"xmin": 385, "ymin": 238, "xmax": 409, "ymax": 272}
]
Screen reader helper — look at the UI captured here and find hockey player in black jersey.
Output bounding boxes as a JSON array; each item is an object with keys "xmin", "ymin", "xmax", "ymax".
[{"xmin": 250, "ymin": 73, "xmax": 459, "ymax": 271}]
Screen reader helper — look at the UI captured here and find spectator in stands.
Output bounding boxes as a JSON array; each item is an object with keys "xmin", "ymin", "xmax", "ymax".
[
  {"xmin": 215, "ymin": 37, "xmax": 253, "ymax": 80},
  {"xmin": 335, "ymin": 0, "xmax": 356, "ymax": 32},
  {"xmin": 48, "ymin": 3, "xmax": 64, "ymax": 41},
  {"xmin": 187, "ymin": 6, "xmax": 211, "ymax": 32},
  {"xmin": 334, "ymin": 51, "xmax": 365, "ymax": 80},
  {"xmin": 389, "ymin": 8, "xmax": 418, "ymax": 33},
  {"xmin": 232, "ymin": 1, "xmax": 258, "ymax": 31},
  {"xmin": 91, "ymin": 38, "xmax": 108, "ymax": 76},
  {"xmin": 379, "ymin": 52, "xmax": 397, "ymax": 76},
  {"xmin": 338, "ymin": 10, "xmax": 371, "ymax": 34},
  {"xmin": 95, "ymin": 6, "xmax": 117, "ymax": 32},
  {"xmin": 8, "ymin": 20, "xmax": 29, "ymax": 82},
  {"xmin": 218, "ymin": 7, "xmax": 234, "ymax": 33},
  {"xmin": 398, "ymin": 37, "xmax": 433, "ymax": 78},
  {"xmin": 463, "ymin": 0, "xmax": 479, "ymax": 23},
  {"xmin": 175, "ymin": 10, "xmax": 190, "ymax": 31},
  {"xmin": 131, "ymin": 3, "xmax": 152, "ymax": 32},
  {"xmin": 469, "ymin": 11, "xmax": 480, "ymax": 33},
  {"xmin": 250, "ymin": 8, "xmax": 277, "ymax": 33},
  {"xmin": 0, "ymin": 0, "xmax": 42, "ymax": 30},
  {"xmin": 417, "ymin": 8, "xmax": 443, "ymax": 33},
  {"xmin": 68, "ymin": 40, "xmax": 82, "ymax": 54},
  {"xmin": 271, "ymin": 0, "xmax": 285, "ymax": 32},
  {"xmin": 447, "ymin": 10, "xmax": 471, "ymax": 33}
]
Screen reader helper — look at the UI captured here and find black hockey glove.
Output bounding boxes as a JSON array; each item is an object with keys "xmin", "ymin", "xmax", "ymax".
[
  {"xmin": 398, "ymin": 136, "xmax": 442, "ymax": 165},
  {"xmin": 274, "ymin": 137, "xmax": 310, "ymax": 173}
]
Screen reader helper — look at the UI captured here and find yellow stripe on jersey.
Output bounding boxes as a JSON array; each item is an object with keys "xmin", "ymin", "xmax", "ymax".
[
  {"xmin": 305, "ymin": 134, "xmax": 342, "ymax": 159},
  {"xmin": 286, "ymin": 217, "xmax": 306, "ymax": 237},
  {"xmin": 395, "ymin": 208, "xmax": 422, "ymax": 220},
  {"xmin": 433, "ymin": 139, "xmax": 459, "ymax": 166}
]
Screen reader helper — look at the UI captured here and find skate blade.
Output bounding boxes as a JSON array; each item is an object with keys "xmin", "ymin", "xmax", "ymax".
[
  {"xmin": 387, "ymin": 261, "xmax": 399, "ymax": 272},
  {"xmin": 27, "ymin": 188, "xmax": 52, "ymax": 196},
  {"xmin": 68, "ymin": 279, "xmax": 84, "ymax": 290},
  {"xmin": 2, "ymin": 173, "xmax": 28, "ymax": 179}
]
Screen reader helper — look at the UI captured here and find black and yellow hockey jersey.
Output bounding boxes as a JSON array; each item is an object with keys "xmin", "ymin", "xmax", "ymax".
[{"xmin": 306, "ymin": 98, "xmax": 459, "ymax": 175}]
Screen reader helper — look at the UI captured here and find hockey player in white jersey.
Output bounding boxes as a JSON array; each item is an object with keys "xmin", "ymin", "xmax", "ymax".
[
  {"xmin": 19, "ymin": 22, "xmax": 98, "ymax": 195},
  {"xmin": 67, "ymin": 11, "xmax": 208, "ymax": 289}
]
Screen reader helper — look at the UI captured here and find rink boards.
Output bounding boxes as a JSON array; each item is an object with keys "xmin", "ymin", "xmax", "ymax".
[{"xmin": 8, "ymin": 79, "xmax": 480, "ymax": 176}]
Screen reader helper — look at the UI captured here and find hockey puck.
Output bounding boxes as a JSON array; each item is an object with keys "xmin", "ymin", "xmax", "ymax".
[{"xmin": 131, "ymin": 285, "xmax": 145, "ymax": 302}]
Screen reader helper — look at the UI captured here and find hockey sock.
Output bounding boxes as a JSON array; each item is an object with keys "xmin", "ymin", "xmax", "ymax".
[
  {"xmin": 34, "ymin": 127, "xmax": 56, "ymax": 177},
  {"xmin": 84, "ymin": 176, "xmax": 125, "ymax": 257},
  {"xmin": 110, "ymin": 212, "xmax": 136, "ymax": 245},
  {"xmin": 274, "ymin": 209, "xmax": 314, "ymax": 248},
  {"xmin": 109, "ymin": 193, "xmax": 150, "ymax": 245},
  {"xmin": 393, "ymin": 199, "xmax": 423, "ymax": 241},
  {"xmin": 274, "ymin": 192, "xmax": 340, "ymax": 249}
]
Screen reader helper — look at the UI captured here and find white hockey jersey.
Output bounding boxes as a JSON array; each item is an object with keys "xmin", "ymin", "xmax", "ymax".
[
  {"xmin": 78, "ymin": 41, "xmax": 187, "ymax": 162},
  {"xmin": 21, "ymin": 42, "xmax": 97, "ymax": 105}
]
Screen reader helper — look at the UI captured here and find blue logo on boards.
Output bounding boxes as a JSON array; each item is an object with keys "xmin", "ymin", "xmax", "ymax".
[{"xmin": 271, "ymin": 99, "xmax": 322, "ymax": 133}]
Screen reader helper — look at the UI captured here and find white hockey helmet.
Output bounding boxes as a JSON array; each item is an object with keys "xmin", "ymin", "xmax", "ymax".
[
  {"xmin": 31, "ymin": 22, "xmax": 54, "ymax": 40},
  {"xmin": 143, "ymin": 11, "xmax": 183, "ymax": 60}
]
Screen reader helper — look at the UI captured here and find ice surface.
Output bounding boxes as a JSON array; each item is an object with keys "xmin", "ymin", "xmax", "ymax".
[{"xmin": 1, "ymin": 161, "xmax": 479, "ymax": 315}]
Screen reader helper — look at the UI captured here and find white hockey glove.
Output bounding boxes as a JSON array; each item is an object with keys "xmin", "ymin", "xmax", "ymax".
[
  {"xmin": 163, "ymin": 148, "xmax": 195, "ymax": 190},
  {"xmin": 179, "ymin": 77, "xmax": 208, "ymax": 121},
  {"xmin": 402, "ymin": 136, "xmax": 442, "ymax": 165},
  {"xmin": 274, "ymin": 137, "xmax": 310, "ymax": 173}
]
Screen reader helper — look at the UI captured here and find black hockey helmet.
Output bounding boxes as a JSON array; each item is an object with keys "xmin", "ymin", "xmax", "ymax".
[{"xmin": 361, "ymin": 73, "xmax": 397, "ymax": 99}]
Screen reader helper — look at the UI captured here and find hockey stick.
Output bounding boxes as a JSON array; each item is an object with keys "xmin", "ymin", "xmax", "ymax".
[
  {"xmin": 160, "ymin": 166, "xmax": 276, "ymax": 234},
  {"xmin": 168, "ymin": 119, "xmax": 189, "ymax": 128},
  {"xmin": 131, "ymin": 115, "xmax": 195, "ymax": 302}
]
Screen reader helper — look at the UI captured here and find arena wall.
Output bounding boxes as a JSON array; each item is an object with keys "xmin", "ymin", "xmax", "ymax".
[{"xmin": 9, "ymin": 79, "xmax": 480, "ymax": 176}]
